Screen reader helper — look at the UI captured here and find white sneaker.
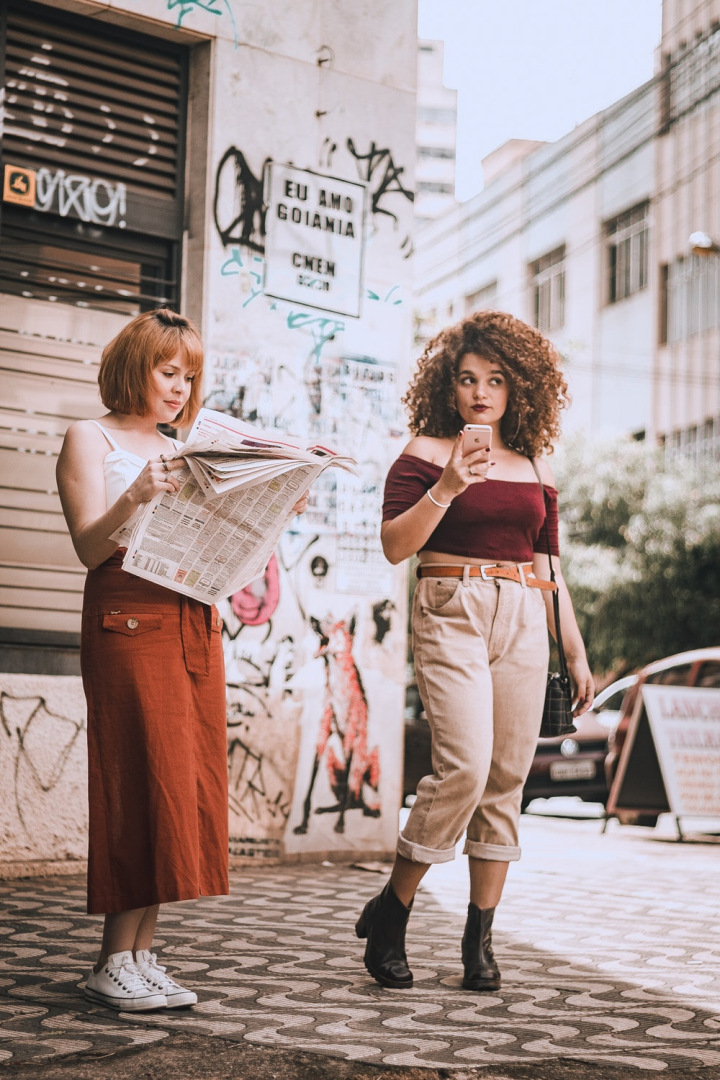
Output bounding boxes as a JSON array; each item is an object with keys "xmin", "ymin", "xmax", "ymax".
[
  {"xmin": 84, "ymin": 950, "xmax": 167, "ymax": 1011},
  {"xmin": 134, "ymin": 950, "xmax": 198, "ymax": 1008}
]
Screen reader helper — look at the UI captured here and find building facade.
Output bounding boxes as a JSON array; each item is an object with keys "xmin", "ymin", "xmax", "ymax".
[
  {"xmin": 654, "ymin": 0, "xmax": 720, "ymax": 460},
  {"xmin": 413, "ymin": 83, "xmax": 656, "ymax": 441},
  {"xmin": 414, "ymin": 0, "xmax": 720, "ymax": 455},
  {"xmin": 415, "ymin": 39, "xmax": 457, "ymax": 224},
  {"xmin": 0, "ymin": 0, "xmax": 417, "ymax": 872}
]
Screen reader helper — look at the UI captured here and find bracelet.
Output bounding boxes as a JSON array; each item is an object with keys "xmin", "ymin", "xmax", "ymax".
[{"xmin": 426, "ymin": 487, "xmax": 452, "ymax": 509}]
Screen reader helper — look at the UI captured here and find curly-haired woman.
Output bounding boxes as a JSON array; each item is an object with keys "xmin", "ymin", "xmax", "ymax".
[{"xmin": 355, "ymin": 310, "xmax": 593, "ymax": 992}]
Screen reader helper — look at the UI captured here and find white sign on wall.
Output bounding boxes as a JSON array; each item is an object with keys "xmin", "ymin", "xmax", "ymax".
[
  {"xmin": 643, "ymin": 685, "xmax": 720, "ymax": 817},
  {"xmin": 264, "ymin": 163, "xmax": 366, "ymax": 318}
]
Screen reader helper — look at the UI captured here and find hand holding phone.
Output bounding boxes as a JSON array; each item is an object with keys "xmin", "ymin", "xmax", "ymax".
[{"xmin": 462, "ymin": 424, "xmax": 492, "ymax": 457}]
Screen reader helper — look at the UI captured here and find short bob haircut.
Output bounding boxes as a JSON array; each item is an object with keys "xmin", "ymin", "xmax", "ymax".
[
  {"xmin": 404, "ymin": 310, "xmax": 569, "ymax": 458},
  {"xmin": 98, "ymin": 308, "xmax": 204, "ymax": 427}
]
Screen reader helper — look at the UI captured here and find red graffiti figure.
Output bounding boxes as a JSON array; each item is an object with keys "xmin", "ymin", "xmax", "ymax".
[
  {"xmin": 230, "ymin": 554, "xmax": 280, "ymax": 626},
  {"xmin": 293, "ymin": 615, "xmax": 380, "ymax": 835}
]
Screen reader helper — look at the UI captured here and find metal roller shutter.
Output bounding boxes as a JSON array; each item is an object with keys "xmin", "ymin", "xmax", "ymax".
[{"xmin": 0, "ymin": 2, "xmax": 189, "ymax": 667}]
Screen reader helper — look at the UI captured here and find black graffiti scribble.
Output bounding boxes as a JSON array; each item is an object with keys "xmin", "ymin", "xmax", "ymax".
[
  {"xmin": 0, "ymin": 692, "xmax": 84, "ymax": 837},
  {"xmin": 346, "ymin": 138, "xmax": 414, "ymax": 222},
  {"xmin": 371, "ymin": 599, "xmax": 395, "ymax": 645},
  {"xmin": 213, "ymin": 147, "xmax": 269, "ymax": 251},
  {"xmin": 227, "ymin": 737, "xmax": 292, "ymax": 825}
]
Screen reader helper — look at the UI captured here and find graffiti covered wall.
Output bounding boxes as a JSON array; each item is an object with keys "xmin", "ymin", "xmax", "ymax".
[
  {"xmin": 0, "ymin": 675, "xmax": 88, "ymax": 874},
  {"xmin": 207, "ymin": 16, "xmax": 416, "ymax": 859},
  {"xmin": 0, "ymin": 0, "xmax": 416, "ymax": 872}
]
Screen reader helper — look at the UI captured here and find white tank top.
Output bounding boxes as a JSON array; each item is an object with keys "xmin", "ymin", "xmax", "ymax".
[{"xmin": 88, "ymin": 420, "xmax": 179, "ymax": 509}]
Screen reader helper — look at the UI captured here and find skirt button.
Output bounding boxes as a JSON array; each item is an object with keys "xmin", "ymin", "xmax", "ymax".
[{"xmin": 126, "ymin": 617, "xmax": 139, "ymax": 630}]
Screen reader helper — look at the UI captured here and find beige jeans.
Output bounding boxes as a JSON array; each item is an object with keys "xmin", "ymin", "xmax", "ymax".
[{"xmin": 399, "ymin": 569, "xmax": 549, "ymax": 864}]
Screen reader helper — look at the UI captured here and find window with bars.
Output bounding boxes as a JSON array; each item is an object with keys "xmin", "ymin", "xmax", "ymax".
[
  {"xmin": 0, "ymin": 0, "xmax": 188, "ymax": 314},
  {"xmin": 529, "ymin": 246, "xmax": 565, "ymax": 332},
  {"xmin": 660, "ymin": 416, "xmax": 720, "ymax": 464},
  {"xmin": 664, "ymin": 25, "xmax": 720, "ymax": 126},
  {"xmin": 606, "ymin": 203, "xmax": 649, "ymax": 304},
  {"xmin": 665, "ymin": 254, "xmax": 720, "ymax": 342},
  {"xmin": 417, "ymin": 147, "xmax": 456, "ymax": 160}
]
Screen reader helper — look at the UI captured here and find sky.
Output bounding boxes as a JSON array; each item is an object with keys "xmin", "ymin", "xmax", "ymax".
[{"xmin": 418, "ymin": 0, "xmax": 664, "ymax": 201}]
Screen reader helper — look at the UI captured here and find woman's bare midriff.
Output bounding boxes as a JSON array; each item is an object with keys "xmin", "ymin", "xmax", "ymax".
[{"xmin": 418, "ymin": 551, "xmax": 524, "ymax": 567}]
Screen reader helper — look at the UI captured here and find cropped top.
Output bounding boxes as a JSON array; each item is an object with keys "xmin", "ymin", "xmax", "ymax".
[
  {"xmin": 88, "ymin": 420, "xmax": 179, "ymax": 509},
  {"xmin": 382, "ymin": 453, "xmax": 560, "ymax": 561}
]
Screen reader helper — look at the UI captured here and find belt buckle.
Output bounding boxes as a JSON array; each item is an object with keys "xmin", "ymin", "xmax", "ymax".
[{"xmin": 479, "ymin": 564, "xmax": 497, "ymax": 581}]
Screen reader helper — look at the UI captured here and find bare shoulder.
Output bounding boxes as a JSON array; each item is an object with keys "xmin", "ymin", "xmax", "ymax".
[
  {"xmin": 534, "ymin": 456, "xmax": 556, "ymax": 487},
  {"xmin": 59, "ymin": 420, "xmax": 109, "ymax": 463},
  {"xmin": 401, "ymin": 435, "xmax": 446, "ymax": 465}
]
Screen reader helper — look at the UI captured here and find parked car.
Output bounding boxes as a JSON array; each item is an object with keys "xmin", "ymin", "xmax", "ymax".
[
  {"xmin": 521, "ymin": 675, "xmax": 636, "ymax": 809},
  {"xmin": 605, "ymin": 647, "xmax": 720, "ymax": 826}
]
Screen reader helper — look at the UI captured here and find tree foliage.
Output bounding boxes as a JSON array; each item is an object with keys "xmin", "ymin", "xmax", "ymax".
[{"xmin": 554, "ymin": 437, "xmax": 720, "ymax": 675}]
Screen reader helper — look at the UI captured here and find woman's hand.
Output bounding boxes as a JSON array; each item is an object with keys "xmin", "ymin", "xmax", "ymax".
[
  {"xmin": 292, "ymin": 493, "xmax": 309, "ymax": 515},
  {"xmin": 433, "ymin": 430, "xmax": 493, "ymax": 503},
  {"xmin": 126, "ymin": 456, "xmax": 186, "ymax": 508},
  {"xmin": 568, "ymin": 656, "xmax": 594, "ymax": 716}
]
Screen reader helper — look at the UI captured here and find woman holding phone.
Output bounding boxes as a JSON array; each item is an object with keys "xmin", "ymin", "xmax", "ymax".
[{"xmin": 355, "ymin": 310, "xmax": 593, "ymax": 992}]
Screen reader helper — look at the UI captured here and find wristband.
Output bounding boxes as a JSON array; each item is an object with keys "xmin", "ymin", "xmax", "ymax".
[{"xmin": 426, "ymin": 487, "xmax": 452, "ymax": 509}]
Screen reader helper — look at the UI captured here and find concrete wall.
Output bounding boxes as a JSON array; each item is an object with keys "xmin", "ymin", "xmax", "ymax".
[{"xmin": 0, "ymin": 0, "xmax": 417, "ymax": 874}]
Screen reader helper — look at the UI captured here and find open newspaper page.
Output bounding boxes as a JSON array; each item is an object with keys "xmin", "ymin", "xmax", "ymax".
[{"xmin": 111, "ymin": 409, "xmax": 355, "ymax": 603}]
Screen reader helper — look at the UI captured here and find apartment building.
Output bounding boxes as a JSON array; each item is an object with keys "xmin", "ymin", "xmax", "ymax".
[
  {"xmin": 414, "ymin": 83, "xmax": 656, "ymax": 439},
  {"xmin": 414, "ymin": 0, "xmax": 720, "ymax": 455},
  {"xmin": 415, "ymin": 39, "xmax": 457, "ymax": 223},
  {"xmin": 655, "ymin": 0, "xmax": 720, "ymax": 460}
]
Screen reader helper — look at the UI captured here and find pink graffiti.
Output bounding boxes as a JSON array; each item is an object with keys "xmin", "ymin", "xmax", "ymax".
[{"xmin": 231, "ymin": 554, "xmax": 280, "ymax": 625}]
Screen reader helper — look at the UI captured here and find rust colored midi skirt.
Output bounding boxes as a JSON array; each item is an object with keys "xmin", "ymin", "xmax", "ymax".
[{"xmin": 81, "ymin": 552, "xmax": 229, "ymax": 915}]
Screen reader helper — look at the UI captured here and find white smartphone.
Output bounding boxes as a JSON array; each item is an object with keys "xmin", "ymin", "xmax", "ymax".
[{"xmin": 462, "ymin": 424, "xmax": 492, "ymax": 457}]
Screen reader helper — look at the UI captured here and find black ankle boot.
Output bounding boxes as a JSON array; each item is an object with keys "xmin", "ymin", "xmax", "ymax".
[
  {"xmin": 355, "ymin": 881, "xmax": 413, "ymax": 988},
  {"xmin": 461, "ymin": 903, "xmax": 501, "ymax": 991}
]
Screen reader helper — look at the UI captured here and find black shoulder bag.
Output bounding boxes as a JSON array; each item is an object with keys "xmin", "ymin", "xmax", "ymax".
[{"xmin": 530, "ymin": 459, "xmax": 576, "ymax": 738}]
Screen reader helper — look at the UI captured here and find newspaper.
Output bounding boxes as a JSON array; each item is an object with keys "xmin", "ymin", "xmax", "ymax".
[{"xmin": 110, "ymin": 408, "xmax": 356, "ymax": 604}]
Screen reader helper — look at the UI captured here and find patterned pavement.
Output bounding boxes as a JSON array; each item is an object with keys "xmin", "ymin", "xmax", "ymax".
[{"xmin": 1, "ymin": 815, "xmax": 720, "ymax": 1073}]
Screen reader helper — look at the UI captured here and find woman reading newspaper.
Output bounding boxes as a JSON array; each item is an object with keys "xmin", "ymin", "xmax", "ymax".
[{"xmin": 57, "ymin": 309, "xmax": 307, "ymax": 1011}]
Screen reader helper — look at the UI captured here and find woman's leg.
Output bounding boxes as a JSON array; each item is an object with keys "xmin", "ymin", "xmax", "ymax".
[
  {"xmin": 389, "ymin": 853, "xmax": 430, "ymax": 908},
  {"xmin": 468, "ymin": 858, "xmax": 509, "ymax": 909},
  {"xmin": 133, "ymin": 905, "xmax": 160, "ymax": 955},
  {"xmin": 95, "ymin": 907, "xmax": 147, "ymax": 971}
]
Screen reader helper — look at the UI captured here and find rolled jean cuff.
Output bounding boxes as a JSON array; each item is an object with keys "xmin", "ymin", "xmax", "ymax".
[
  {"xmin": 463, "ymin": 839, "xmax": 521, "ymax": 862},
  {"xmin": 397, "ymin": 832, "xmax": 456, "ymax": 864}
]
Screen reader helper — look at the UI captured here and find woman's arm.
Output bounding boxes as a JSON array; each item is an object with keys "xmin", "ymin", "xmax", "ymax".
[
  {"xmin": 531, "ymin": 458, "xmax": 594, "ymax": 714},
  {"xmin": 381, "ymin": 432, "xmax": 492, "ymax": 564},
  {"xmin": 56, "ymin": 422, "xmax": 184, "ymax": 570},
  {"xmin": 532, "ymin": 553, "xmax": 594, "ymax": 715}
]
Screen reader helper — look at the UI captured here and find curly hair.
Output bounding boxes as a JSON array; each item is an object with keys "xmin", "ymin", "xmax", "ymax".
[{"xmin": 404, "ymin": 310, "xmax": 569, "ymax": 457}]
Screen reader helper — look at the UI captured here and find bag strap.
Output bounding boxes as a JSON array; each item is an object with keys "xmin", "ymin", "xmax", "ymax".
[{"xmin": 529, "ymin": 458, "xmax": 570, "ymax": 685}]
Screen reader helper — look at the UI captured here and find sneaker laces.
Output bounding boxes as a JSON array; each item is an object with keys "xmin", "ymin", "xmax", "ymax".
[
  {"xmin": 111, "ymin": 958, "xmax": 150, "ymax": 995},
  {"xmin": 139, "ymin": 953, "xmax": 182, "ymax": 991}
]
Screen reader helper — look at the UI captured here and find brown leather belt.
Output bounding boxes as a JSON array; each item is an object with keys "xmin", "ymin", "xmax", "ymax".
[{"xmin": 417, "ymin": 562, "xmax": 557, "ymax": 592}]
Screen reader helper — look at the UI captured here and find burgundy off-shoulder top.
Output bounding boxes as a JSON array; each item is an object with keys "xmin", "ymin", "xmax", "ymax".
[{"xmin": 382, "ymin": 454, "xmax": 560, "ymax": 562}]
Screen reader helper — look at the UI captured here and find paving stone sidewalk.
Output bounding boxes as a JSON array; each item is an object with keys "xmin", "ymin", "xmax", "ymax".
[{"xmin": 1, "ymin": 815, "xmax": 719, "ymax": 1077}]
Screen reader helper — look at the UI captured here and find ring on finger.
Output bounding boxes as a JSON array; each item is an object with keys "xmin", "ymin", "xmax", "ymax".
[
  {"xmin": 468, "ymin": 466, "xmax": 475, "ymax": 476},
  {"xmin": 162, "ymin": 461, "xmax": 170, "ymax": 474}
]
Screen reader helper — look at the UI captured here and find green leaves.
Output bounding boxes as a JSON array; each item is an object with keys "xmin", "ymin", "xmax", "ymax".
[{"xmin": 555, "ymin": 435, "xmax": 720, "ymax": 675}]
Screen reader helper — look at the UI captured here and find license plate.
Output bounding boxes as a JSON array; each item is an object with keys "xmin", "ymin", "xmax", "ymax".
[{"xmin": 550, "ymin": 759, "xmax": 596, "ymax": 781}]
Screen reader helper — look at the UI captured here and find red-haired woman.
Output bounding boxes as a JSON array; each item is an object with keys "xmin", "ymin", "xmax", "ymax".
[
  {"xmin": 355, "ymin": 311, "xmax": 593, "ymax": 992},
  {"xmin": 58, "ymin": 309, "xmax": 306, "ymax": 1010}
]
